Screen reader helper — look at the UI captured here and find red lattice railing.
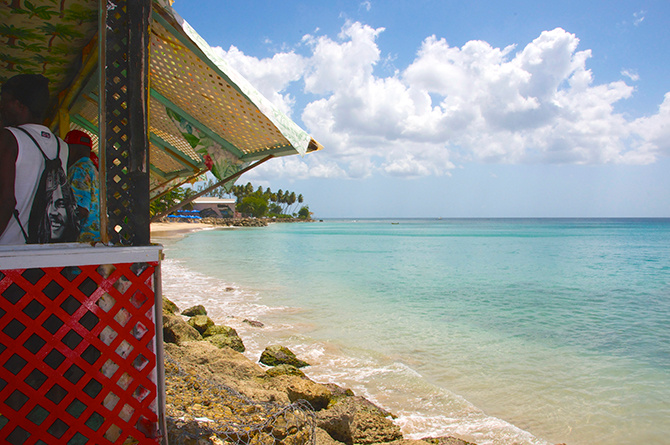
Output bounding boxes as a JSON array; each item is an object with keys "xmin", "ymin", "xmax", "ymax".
[{"xmin": 0, "ymin": 261, "xmax": 160, "ymax": 445}]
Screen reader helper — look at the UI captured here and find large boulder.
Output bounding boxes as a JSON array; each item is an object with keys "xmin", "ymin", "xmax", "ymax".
[
  {"xmin": 315, "ymin": 426, "xmax": 346, "ymax": 445},
  {"xmin": 182, "ymin": 304, "xmax": 207, "ymax": 316},
  {"xmin": 265, "ymin": 364, "xmax": 305, "ymax": 378},
  {"xmin": 260, "ymin": 345, "xmax": 310, "ymax": 368},
  {"xmin": 206, "ymin": 333, "xmax": 245, "ymax": 353},
  {"xmin": 203, "ymin": 325, "xmax": 238, "ymax": 338},
  {"xmin": 316, "ymin": 395, "xmax": 402, "ymax": 445},
  {"xmin": 164, "ymin": 342, "xmax": 286, "ymax": 403},
  {"xmin": 264, "ymin": 375, "xmax": 332, "ymax": 411},
  {"xmin": 162, "ymin": 297, "xmax": 179, "ymax": 315},
  {"xmin": 287, "ymin": 378, "xmax": 332, "ymax": 411},
  {"xmin": 188, "ymin": 315, "xmax": 214, "ymax": 334},
  {"xmin": 163, "ymin": 315, "xmax": 202, "ymax": 344}
]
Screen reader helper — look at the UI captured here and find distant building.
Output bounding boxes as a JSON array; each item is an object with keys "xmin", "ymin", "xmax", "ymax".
[{"xmin": 192, "ymin": 197, "xmax": 236, "ymax": 218}]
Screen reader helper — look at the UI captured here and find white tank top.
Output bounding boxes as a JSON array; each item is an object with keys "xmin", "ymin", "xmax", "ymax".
[{"xmin": 0, "ymin": 124, "xmax": 69, "ymax": 245}]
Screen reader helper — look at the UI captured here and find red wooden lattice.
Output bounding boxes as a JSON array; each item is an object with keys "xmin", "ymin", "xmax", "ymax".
[{"xmin": 0, "ymin": 261, "xmax": 160, "ymax": 445}]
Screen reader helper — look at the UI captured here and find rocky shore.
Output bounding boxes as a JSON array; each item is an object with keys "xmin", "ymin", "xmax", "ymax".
[
  {"xmin": 161, "ymin": 217, "xmax": 315, "ymax": 227},
  {"xmin": 162, "ymin": 297, "xmax": 476, "ymax": 445}
]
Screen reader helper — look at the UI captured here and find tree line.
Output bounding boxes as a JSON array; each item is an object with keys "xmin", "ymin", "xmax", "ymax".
[{"xmin": 150, "ymin": 181, "xmax": 311, "ymax": 219}]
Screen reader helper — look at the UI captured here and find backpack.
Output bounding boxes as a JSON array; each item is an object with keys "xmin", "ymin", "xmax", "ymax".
[{"xmin": 12, "ymin": 126, "xmax": 80, "ymax": 244}]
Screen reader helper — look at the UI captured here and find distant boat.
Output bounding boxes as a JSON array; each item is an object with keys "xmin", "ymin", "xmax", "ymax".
[{"xmin": 391, "ymin": 222, "xmax": 399, "ymax": 225}]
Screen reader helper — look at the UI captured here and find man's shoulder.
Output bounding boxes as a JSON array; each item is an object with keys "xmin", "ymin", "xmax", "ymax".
[
  {"xmin": 69, "ymin": 158, "xmax": 98, "ymax": 178},
  {"xmin": 0, "ymin": 128, "xmax": 18, "ymax": 160}
]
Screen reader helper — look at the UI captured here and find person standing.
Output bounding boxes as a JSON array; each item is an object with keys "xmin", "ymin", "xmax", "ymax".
[
  {"xmin": 0, "ymin": 74, "xmax": 70, "ymax": 244},
  {"xmin": 65, "ymin": 130, "xmax": 101, "ymax": 243}
]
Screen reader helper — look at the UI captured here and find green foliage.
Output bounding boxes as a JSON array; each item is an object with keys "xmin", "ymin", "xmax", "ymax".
[
  {"xmin": 298, "ymin": 206, "xmax": 311, "ymax": 219},
  {"xmin": 150, "ymin": 187, "xmax": 195, "ymax": 217},
  {"xmin": 268, "ymin": 203, "xmax": 283, "ymax": 215},
  {"xmin": 193, "ymin": 179, "xmax": 312, "ymax": 219},
  {"xmin": 237, "ymin": 195, "xmax": 268, "ymax": 218}
]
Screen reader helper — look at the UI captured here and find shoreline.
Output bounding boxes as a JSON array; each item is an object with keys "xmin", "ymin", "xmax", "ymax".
[
  {"xmin": 158, "ymin": 254, "xmax": 560, "ymax": 445},
  {"xmin": 162, "ymin": 298, "xmax": 481, "ymax": 445},
  {"xmin": 156, "ymin": 223, "xmax": 576, "ymax": 445},
  {"xmin": 151, "ymin": 217, "xmax": 316, "ymax": 240},
  {"xmin": 151, "ymin": 221, "xmax": 216, "ymax": 239}
]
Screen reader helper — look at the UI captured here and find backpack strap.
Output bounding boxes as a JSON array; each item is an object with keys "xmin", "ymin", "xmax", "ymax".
[
  {"xmin": 9, "ymin": 126, "xmax": 62, "ymax": 243},
  {"xmin": 13, "ymin": 125, "xmax": 61, "ymax": 161}
]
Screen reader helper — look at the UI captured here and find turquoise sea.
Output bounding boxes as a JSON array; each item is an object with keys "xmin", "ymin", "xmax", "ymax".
[{"xmin": 157, "ymin": 219, "xmax": 670, "ymax": 445}]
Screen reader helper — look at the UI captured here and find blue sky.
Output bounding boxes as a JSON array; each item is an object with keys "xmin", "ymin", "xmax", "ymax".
[{"xmin": 175, "ymin": 0, "xmax": 670, "ymax": 218}]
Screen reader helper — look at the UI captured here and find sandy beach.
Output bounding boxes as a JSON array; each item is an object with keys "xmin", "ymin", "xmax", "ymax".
[{"xmin": 151, "ymin": 221, "xmax": 214, "ymax": 239}]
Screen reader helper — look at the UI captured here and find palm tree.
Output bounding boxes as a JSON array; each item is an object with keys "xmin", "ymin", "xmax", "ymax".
[
  {"xmin": 63, "ymin": 4, "xmax": 97, "ymax": 25},
  {"xmin": 8, "ymin": 0, "xmax": 24, "ymax": 11},
  {"xmin": 0, "ymin": 24, "xmax": 45, "ymax": 47},
  {"xmin": 244, "ymin": 182, "xmax": 254, "ymax": 195},
  {"xmin": 13, "ymin": 2, "xmax": 59, "ymax": 20},
  {"xmin": 33, "ymin": 54, "xmax": 65, "ymax": 74},
  {"xmin": 38, "ymin": 22, "xmax": 83, "ymax": 52},
  {"xmin": 17, "ymin": 41, "xmax": 46, "ymax": 53},
  {"xmin": 287, "ymin": 192, "xmax": 297, "ymax": 214},
  {"xmin": 0, "ymin": 53, "xmax": 35, "ymax": 71}
]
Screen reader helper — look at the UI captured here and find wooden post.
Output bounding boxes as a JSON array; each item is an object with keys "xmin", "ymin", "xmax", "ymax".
[{"xmin": 100, "ymin": 0, "xmax": 152, "ymax": 245}]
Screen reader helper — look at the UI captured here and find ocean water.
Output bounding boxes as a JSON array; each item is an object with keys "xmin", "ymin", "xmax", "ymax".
[{"xmin": 156, "ymin": 219, "xmax": 670, "ymax": 445}]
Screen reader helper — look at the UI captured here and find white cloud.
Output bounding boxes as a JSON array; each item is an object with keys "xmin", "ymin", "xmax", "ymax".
[
  {"xmin": 211, "ymin": 45, "xmax": 307, "ymax": 117},
  {"xmin": 621, "ymin": 69, "xmax": 640, "ymax": 81},
  {"xmin": 360, "ymin": 1, "xmax": 372, "ymax": 12},
  {"xmin": 211, "ymin": 23, "xmax": 670, "ymax": 181},
  {"xmin": 633, "ymin": 10, "xmax": 646, "ymax": 26}
]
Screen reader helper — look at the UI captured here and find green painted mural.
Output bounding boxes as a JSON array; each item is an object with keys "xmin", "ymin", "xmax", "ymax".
[{"xmin": 0, "ymin": 0, "xmax": 97, "ymax": 96}]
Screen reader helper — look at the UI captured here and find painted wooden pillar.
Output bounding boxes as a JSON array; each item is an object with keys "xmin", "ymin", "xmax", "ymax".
[{"xmin": 99, "ymin": 0, "xmax": 152, "ymax": 246}]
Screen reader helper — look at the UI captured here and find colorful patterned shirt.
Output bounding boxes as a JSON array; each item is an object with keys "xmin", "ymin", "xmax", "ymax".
[{"xmin": 68, "ymin": 158, "xmax": 100, "ymax": 243}]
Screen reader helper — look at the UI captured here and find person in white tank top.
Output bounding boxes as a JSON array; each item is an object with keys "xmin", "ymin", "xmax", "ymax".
[{"xmin": 0, "ymin": 74, "xmax": 69, "ymax": 245}]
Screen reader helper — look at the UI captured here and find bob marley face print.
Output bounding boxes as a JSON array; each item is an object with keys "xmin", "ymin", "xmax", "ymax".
[{"xmin": 38, "ymin": 166, "xmax": 79, "ymax": 243}]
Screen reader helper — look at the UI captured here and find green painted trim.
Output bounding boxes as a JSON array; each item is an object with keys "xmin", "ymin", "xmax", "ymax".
[
  {"xmin": 70, "ymin": 114, "xmax": 100, "ymax": 136},
  {"xmin": 149, "ymin": 133, "xmax": 204, "ymax": 171},
  {"xmin": 152, "ymin": 12, "xmax": 249, "ymax": 101},
  {"xmin": 150, "ymin": 165, "xmax": 169, "ymax": 181},
  {"xmin": 150, "ymin": 88, "xmax": 245, "ymax": 159},
  {"xmin": 150, "ymin": 165, "xmax": 194, "ymax": 182}
]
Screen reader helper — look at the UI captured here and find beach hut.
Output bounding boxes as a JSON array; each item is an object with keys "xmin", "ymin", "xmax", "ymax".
[{"xmin": 0, "ymin": 1, "xmax": 321, "ymax": 443}]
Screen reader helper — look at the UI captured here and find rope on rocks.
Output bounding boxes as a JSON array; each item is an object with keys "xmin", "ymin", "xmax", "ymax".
[{"xmin": 164, "ymin": 352, "xmax": 317, "ymax": 445}]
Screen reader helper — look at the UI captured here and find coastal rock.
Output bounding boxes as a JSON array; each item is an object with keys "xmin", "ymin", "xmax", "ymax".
[
  {"xmin": 323, "ymin": 383, "xmax": 355, "ymax": 399},
  {"xmin": 163, "ymin": 315, "xmax": 202, "ymax": 344},
  {"xmin": 286, "ymin": 378, "xmax": 332, "ymax": 411},
  {"xmin": 264, "ymin": 375, "xmax": 332, "ymax": 411},
  {"xmin": 260, "ymin": 345, "xmax": 310, "ymax": 368},
  {"xmin": 265, "ymin": 364, "xmax": 305, "ymax": 378},
  {"xmin": 206, "ymin": 333, "xmax": 245, "ymax": 352},
  {"xmin": 316, "ymin": 396, "xmax": 402, "ymax": 445},
  {"xmin": 162, "ymin": 296, "xmax": 179, "ymax": 315},
  {"xmin": 165, "ymin": 342, "xmax": 286, "ymax": 403},
  {"xmin": 386, "ymin": 441, "xmax": 453, "ymax": 445},
  {"xmin": 243, "ymin": 319, "xmax": 264, "ymax": 328},
  {"xmin": 421, "ymin": 437, "xmax": 477, "ymax": 445},
  {"xmin": 203, "ymin": 324, "xmax": 238, "ymax": 338},
  {"xmin": 315, "ymin": 426, "xmax": 347, "ymax": 445},
  {"xmin": 201, "ymin": 217, "xmax": 268, "ymax": 227},
  {"xmin": 182, "ymin": 304, "xmax": 207, "ymax": 316},
  {"xmin": 188, "ymin": 315, "xmax": 215, "ymax": 334}
]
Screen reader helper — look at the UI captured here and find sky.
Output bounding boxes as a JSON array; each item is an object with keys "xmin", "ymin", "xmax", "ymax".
[{"xmin": 174, "ymin": 0, "xmax": 670, "ymax": 218}]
